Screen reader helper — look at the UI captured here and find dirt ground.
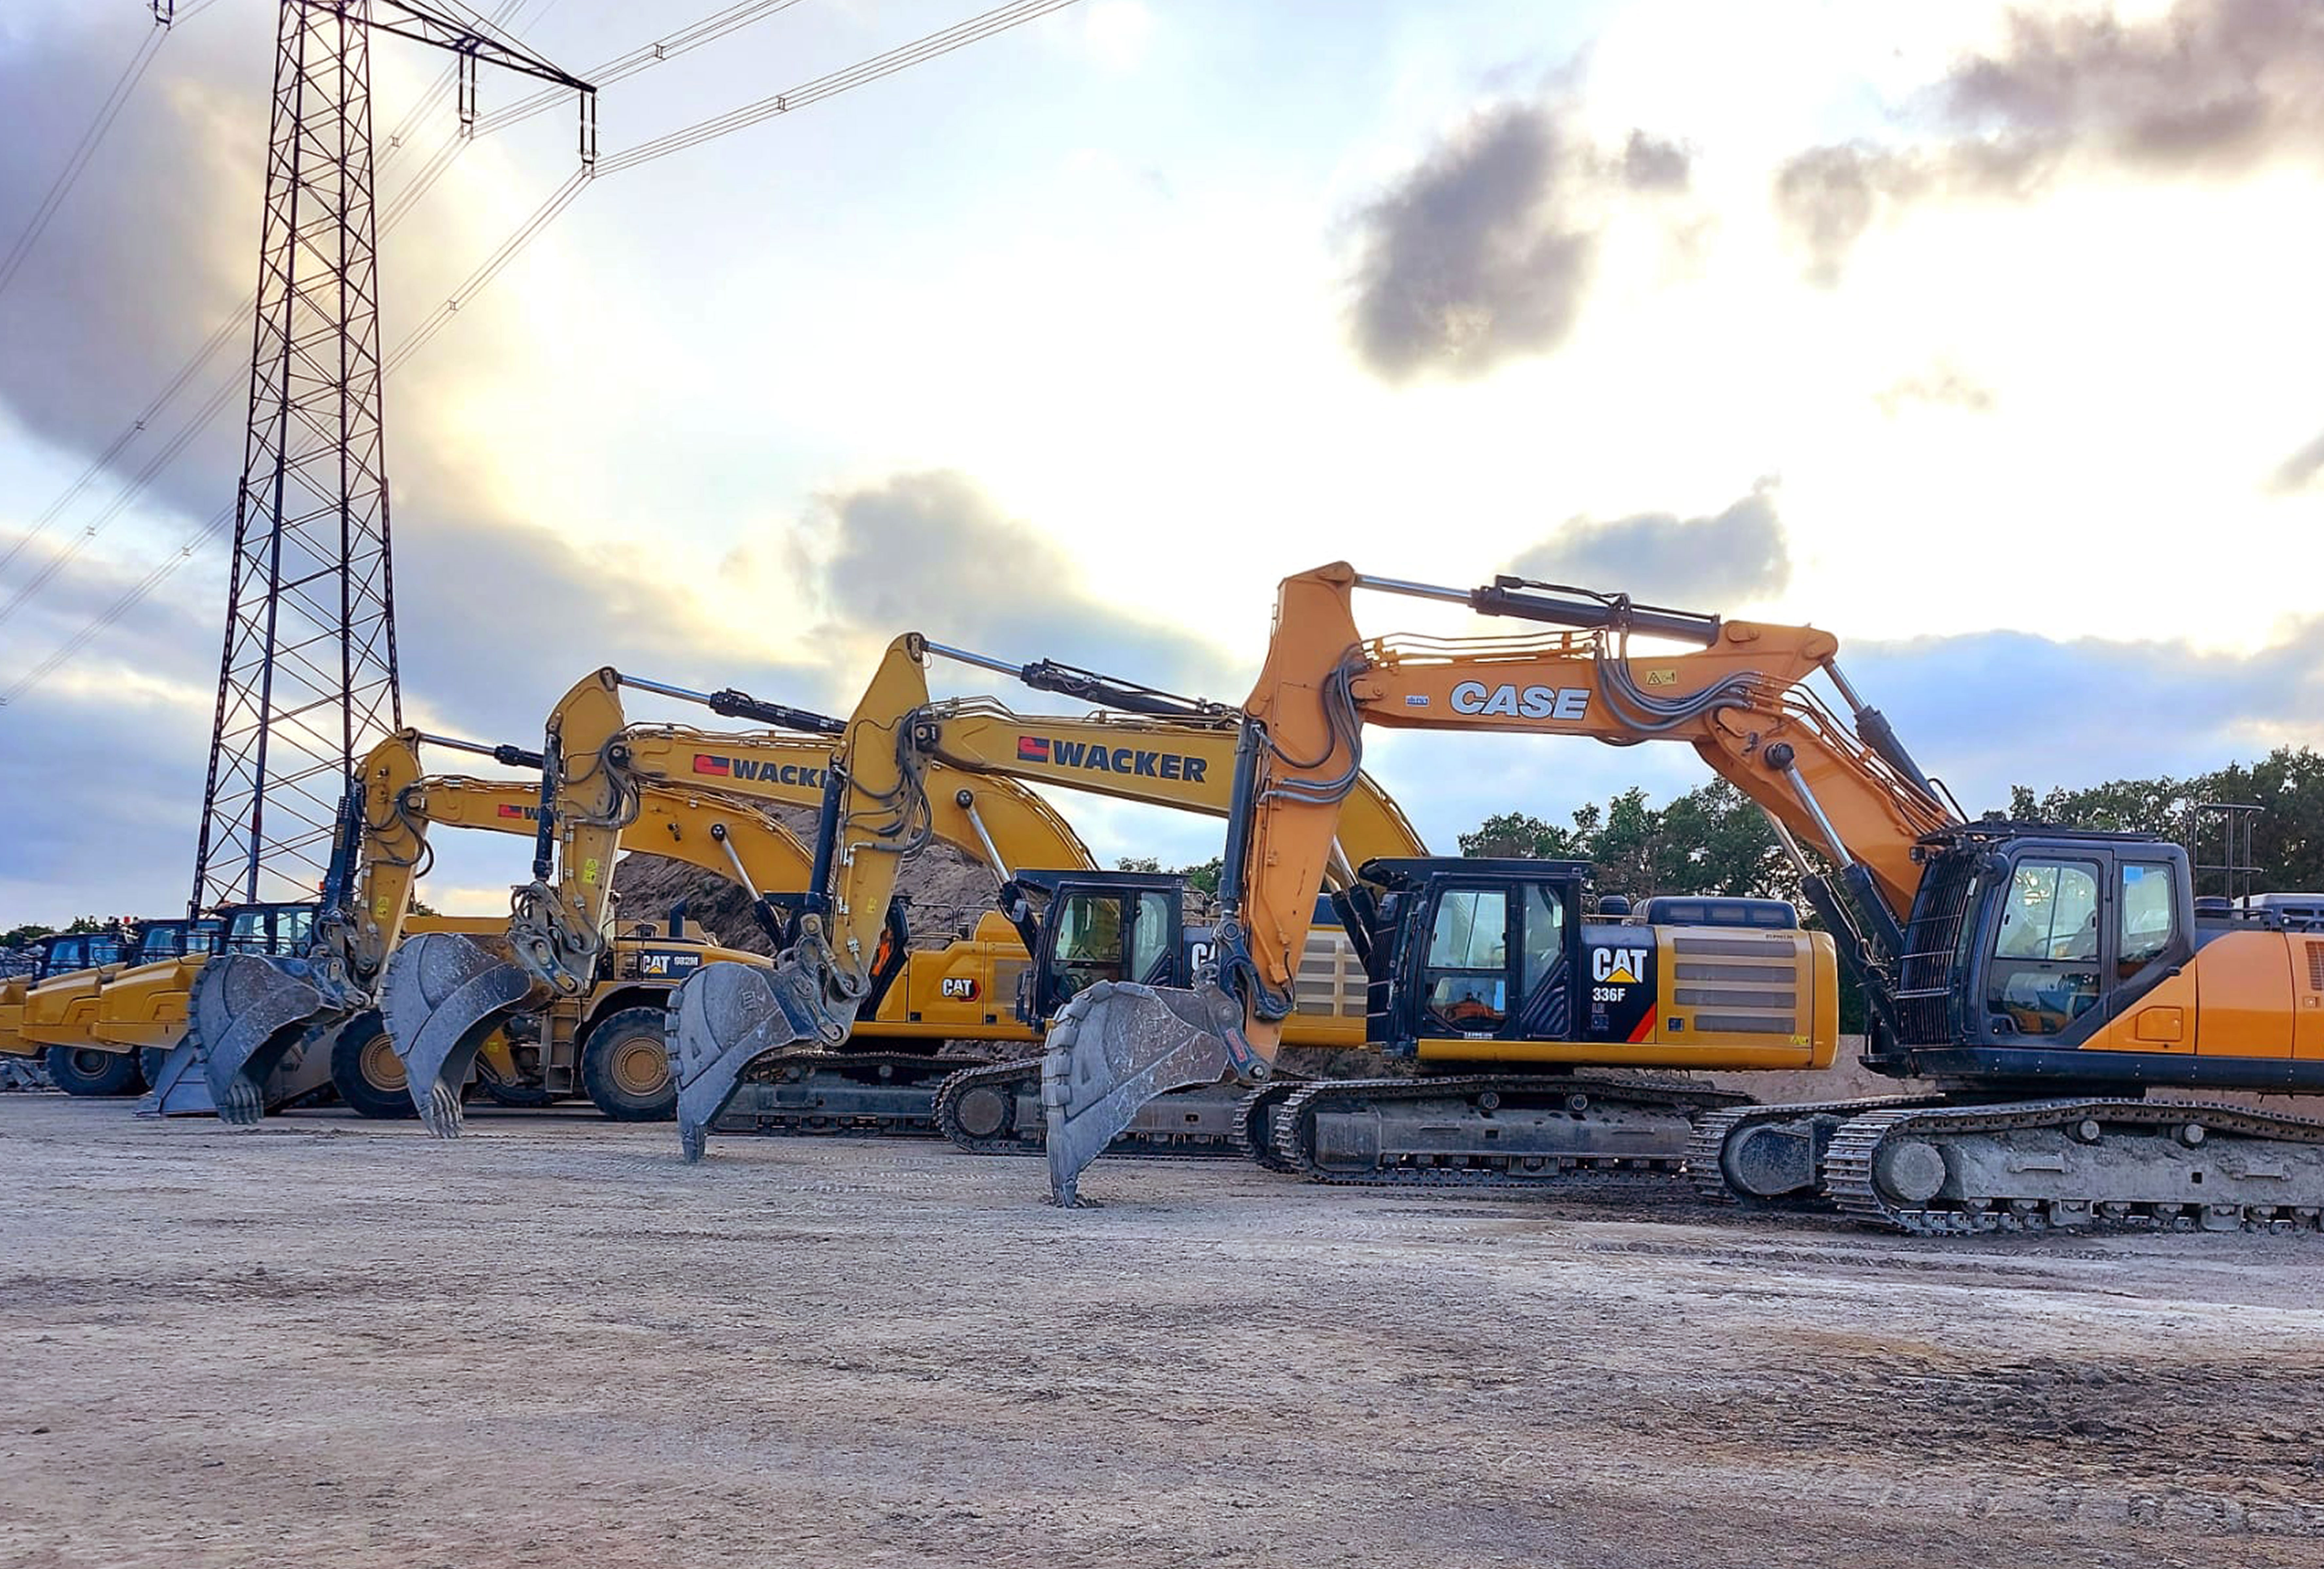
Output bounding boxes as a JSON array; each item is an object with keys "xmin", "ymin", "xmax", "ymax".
[{"xmin": 6, "ymin": 1097, "xmax": 2324, "ymax": 1569}]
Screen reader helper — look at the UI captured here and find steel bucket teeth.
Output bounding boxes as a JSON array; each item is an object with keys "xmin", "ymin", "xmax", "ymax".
[
  {"xmin": 1041, "ymin": 981, "xmax": 1243, "ymax": 1206},
  {"xmin": 191, "ymin": 954, "xmax": 328, "ymax": 1126},
  {"xmin": 380, "ymin": 933, "xmax": 535, "ymax": 1139},
  {"xmin": 669, "ymin": 960, "xmax": 841, "ymax": 1163}
]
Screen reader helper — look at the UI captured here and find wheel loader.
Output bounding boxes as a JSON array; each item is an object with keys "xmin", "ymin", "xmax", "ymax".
[{"xmin": 189, "ymin": 725, "xmax": 820, "ymax": 1125}]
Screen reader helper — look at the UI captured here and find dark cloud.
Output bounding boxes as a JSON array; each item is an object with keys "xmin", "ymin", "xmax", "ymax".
[
  {"xmin": 1776, "ymin": 0, "xmax": 2324, "ymax": 280},
  {"xmin": 1873, "ymin": 362, "xmax": 1997, "ymax": 417},
  {"xmin": 1508, "ymin": 482, "xmax": 1790, "ymax": 609},
  {"xmin": 1615, "ymin": 130, "xmax": 1692, "ymax": 193},
  {"xmin": 1852, "ymin": 617, "xmax": 2324, "ymax": 812},
  {"xmin": 811, "ymin": 469, "xmax": 1239, "ymax": 703},
  {"xmin": 1343, "ymin": 103, "xmax": 1692, "ymax": 382},
  {"xmin": 2267, "ymin": 430, "xmax": 2324, "ymax": 494},
  {"xmin": 0, "ymin": 9, "xmax": 270, "ymax": 517},
  {"xmin": 1346, "ymin": 105, "xmax": 1592, "ymax": 382}
]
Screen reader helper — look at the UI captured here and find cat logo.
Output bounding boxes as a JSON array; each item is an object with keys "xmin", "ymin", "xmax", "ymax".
[
  {"xmin": 940, "ymin": 977, "xmax": 980, "ymax": 1001},
  {"xmin": 1591, "ymin": 946, "xmax": 1647, "ymax": 985}
]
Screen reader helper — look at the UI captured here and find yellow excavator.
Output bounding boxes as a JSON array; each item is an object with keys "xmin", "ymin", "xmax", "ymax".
[
  {"xmin": 664, "ymin": 633, "xmax": 1430, "ymax": 1162},
  {"xmin": 1046, "ymin": 562, "xmax": 2324, "ymax": 1233},
  {"xmin": 192, "ymin": 724, "xmax": 819, "ymax": 1124}
]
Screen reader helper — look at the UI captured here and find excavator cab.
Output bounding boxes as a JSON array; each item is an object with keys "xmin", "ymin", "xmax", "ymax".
[
  {"xmin": 1009, "ymin": 871, "xmax": 1186, "ymax": 1025},
  {"xmin": 1338, "ymin": 860, "xmax": 1588, "ymax": 1049},
  {"xmin": 212, "ymin": 903, "xmax": 320, "ymax": 959},
  {"xmin": 1871, "ymin": 827, "xmax": 2232, "ymax": 1083}
]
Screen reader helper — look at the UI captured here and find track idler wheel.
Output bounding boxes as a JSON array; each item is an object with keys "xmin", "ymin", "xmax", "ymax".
[{"xmin": 380, "ymin": 933, "xmax": 536, "ymax": 1139}]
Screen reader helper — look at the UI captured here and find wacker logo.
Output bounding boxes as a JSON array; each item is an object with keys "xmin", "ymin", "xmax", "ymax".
[
  {"xmin": 1450, "ymin": 682, "xmax": 1591, "ymax": 720},
  {"xmin": 693, "ymin": 754, "xmax": 827, "ymax": 788},
  {"xmin": 1014, "ymin": 735, "xmax": 1209, "ymax": 783},
  {"xmin": 494, "ymin": 804, "xmax": 544, "ymax": 820}
]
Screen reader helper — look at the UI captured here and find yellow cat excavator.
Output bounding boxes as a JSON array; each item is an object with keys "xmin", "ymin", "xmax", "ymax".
[
  {"xmin": 665, "ymin": 633, "xmax": 1429, "ymax": 1162},
  {"xmin": 192, "ymin": 724, "xmax": 818, "ymax": 1124},
  {"xmin": 380, "ymin": 667, "xmax": 1100, "ymax": 1137},
  {"xmin": 1046, "ymin": 563, "xmax": 2324, "ymax": 1234}
]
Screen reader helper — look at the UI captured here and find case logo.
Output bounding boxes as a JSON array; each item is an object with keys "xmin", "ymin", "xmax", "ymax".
[{"xmin": 1448, "ymin": 681, "xmax": 1591, "ymax": 720}]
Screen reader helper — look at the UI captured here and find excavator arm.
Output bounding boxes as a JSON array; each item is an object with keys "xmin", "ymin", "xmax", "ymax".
[
  {"xmin": 389, "ymin": 657, "xmax": 1095, "ymax": 1139},
  {"xmin": 1043, "ymin": 561, "xmax": 1957, "ymax": 1201},
  {"xmin": 667, "ymin": 634, "xmax": 1431, "ymax": 1161}
]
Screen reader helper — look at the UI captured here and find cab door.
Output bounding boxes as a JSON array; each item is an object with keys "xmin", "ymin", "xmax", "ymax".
[
  {"xmin": 1408, "ymin": 881, "xmax": 1520, "ymax": 1041},
  {"xmin": 1027, "ymin": 883, "xmax": 1181, "ymax": 1022}
]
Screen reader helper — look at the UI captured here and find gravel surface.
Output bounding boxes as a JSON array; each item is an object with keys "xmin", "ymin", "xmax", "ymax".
[{"xmin": 6, "ymin": 1096, "xmax": 2324, "ymax": 1568}]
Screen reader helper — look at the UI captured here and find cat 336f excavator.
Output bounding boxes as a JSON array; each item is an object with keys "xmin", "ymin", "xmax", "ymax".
[
  {"xmin": 1047, "ymin": 562, "xmax": 2324, "ymax": 1234},
  {"xmin": 193, "ymin": 726, "xmax": 816, "ymax": 1125},
  {"xmin": 665, "ymin": 633, "xmax": 1428, "ymax": 1163}
]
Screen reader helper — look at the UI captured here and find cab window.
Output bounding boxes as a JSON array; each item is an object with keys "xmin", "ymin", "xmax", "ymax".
[
  {"xmin": 1052, "ymin": 893, "xmax": 1126, "ymax": 1000},
  {"xmin": 1129, "ymin": 891, "xmax": 1172, "ymax": 986},
  {"xmin": 2118, "ymin": 862, "xmax": 2177, "ymax": 974},
  {"xmin": 1424, "ymin": 888, "xmax": 1508, "ymax": 1033},
  {"xmin": 1986, "ymin": 858, "xmax": 2100, "ymax": 1036},
  {"xmin": 1521, "ymin": 883, "xmax": 1566, "ymax": 997}
]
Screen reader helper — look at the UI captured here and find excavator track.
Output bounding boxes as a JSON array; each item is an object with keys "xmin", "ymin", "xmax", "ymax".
[
  {"xmin": 710, "ymin": 1048, "xmax": 967, "ymax": 1138},
  {"xmin": 932, "ymin": 1057, "xmax": 1262, "ymax": 1159},
  {"xmin": 1272, "ymin": 1074, "xmax": 1752, "ymax": 1188},
  {"xmin": 1687, "ymin": 1095, "xmax": 1951, "ymax": 1210},
  {"xmin": 1820, "ymin": 1098, "xmax": 2324, "ymax": 1235},
  {"xmin": 1229, "ymin": 1080, "xmax": 1308, "ymax": 1173}
]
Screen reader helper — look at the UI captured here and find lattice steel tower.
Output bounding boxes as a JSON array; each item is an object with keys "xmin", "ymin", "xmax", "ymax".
[{"xmin": 192, "ymin": 1, "xmax": 591, "ymax": 911}]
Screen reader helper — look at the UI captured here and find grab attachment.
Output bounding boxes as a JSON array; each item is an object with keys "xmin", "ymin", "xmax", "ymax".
[
  {"xmin": 380, "ymin": 932, "xmax": 535, "ymax": 1138},
  {"xmin": 192, "ymin": 954, "xmax": 330, "ymax": 1125},
  {"xmin": 1040, "ymin": 979, "xmax": 1260, "ymax": 1206}
]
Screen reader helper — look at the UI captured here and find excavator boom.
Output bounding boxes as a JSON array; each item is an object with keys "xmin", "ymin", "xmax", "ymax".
[
  {"xmin": 667, "ymin": 633, "xmax": 1430, "ymax": 1163},
  {"xmin": 1044, "ymin": 562, "xmax": 1953, "ymax": 1203}
]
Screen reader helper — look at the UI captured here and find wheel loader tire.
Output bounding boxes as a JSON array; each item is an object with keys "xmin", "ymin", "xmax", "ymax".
[
  {"xmin": 581, "ymin": 1006, "xmax": 678, "ymax": 1122},
  {"xmin": 44, "ymin": 1045, "xmax": 142, "ymax": 1098},
  {"xmin": 329, "ymin": 1012, "xmax": 416, "ymax": 1121},
  {"xmin": 138, "ymin": 1046, "xmax": 167, "ymax": 1089}
]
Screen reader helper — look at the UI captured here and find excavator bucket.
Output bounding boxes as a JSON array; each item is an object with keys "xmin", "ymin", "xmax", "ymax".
[
  {"xmin": 192, "ymin": 954, "xmax": 328, "ymax": 1126},
  {"xmin": 379, "ymin": 932, "xmax": 535, "ymax": 1138},
  {"xmin": 1041, "ymin": 980, "xmax": 1252, "ymax": 1206},
  {"xmin": 668, "ymin": 959, "xmax": 851, "ymax": 1163}
]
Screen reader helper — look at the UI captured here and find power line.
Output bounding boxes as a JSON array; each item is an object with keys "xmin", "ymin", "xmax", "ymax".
[
  {"xmin": 2, "ymin": 0, "xmax": 1087, "ymax": 707},
  {"xmin": 1, "ymin": 0, "xmax": 733, "ymax": 586},
  {"xmin": 0, "ymin": 9, "xmax": 173, "ymax": 303}
]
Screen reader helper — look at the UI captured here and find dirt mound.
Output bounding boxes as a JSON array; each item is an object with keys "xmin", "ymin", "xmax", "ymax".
[{"xmin": 608, "ymin": 809, "xmax": 1006, "ymax": 954}]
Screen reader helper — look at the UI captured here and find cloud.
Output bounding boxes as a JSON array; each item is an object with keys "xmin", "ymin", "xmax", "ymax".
[
  {"xmin": 1873, "ymin": 361, "xmax": 1997, "ymax": 417},
  {"xmin": 1507, "ymin": 481, "xmax": 1790, "ymax": 608},
  {"xmin": 805, "ymin": 468, "xmax": 1239, "ymax": 703},
  {"xmin": 1343, "ymin": 102, "xmax": 1692, "ymax": 382},
  {"xmin": 1853, "ymin": 618, "xmax": 2324, "ymax": 811},
  {"xmin": 1614, "ymin": 130, "xmax": 1692, "ymax": 193},
  {"xmin": 1775, "ymin": 0, "xmax": 2324, "ymax": 280}
]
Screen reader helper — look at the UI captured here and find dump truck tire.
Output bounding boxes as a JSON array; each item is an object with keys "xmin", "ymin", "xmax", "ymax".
[
  {"xmin": 44, "ymin": 1045, "xmax": 142, "ymax": 1098},
  {"xmin": 582, "ymin": 1006, "xmax": 678, "ymax": 1122},
  {"xmin": 138, "ymin": 1046, "xmax": 167, "ymax": 1089},
  {"xmin": 330, "ymin": 1012, "xmax": 416, "ymax": 1121}
]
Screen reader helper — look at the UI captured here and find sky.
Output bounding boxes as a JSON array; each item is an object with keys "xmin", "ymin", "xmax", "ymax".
[{"xmin": 1, "ymin": 0, "xmax": 2320, "ymax": 922}]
